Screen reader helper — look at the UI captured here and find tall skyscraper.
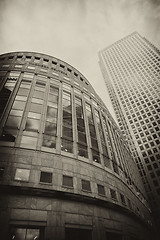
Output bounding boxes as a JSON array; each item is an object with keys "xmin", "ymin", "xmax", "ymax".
[{"xmin": 99, "ymin": 32, "xmax": 160, "ymax": 228}]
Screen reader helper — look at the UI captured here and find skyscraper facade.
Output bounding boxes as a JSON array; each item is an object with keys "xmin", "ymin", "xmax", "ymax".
[
  {"xmin": 99, "ymin": 32, "xmax": 160, "ymax": 226},
  {"xmin": 0, "ymin": 51, "xmax": 152, "ymax": 240}
]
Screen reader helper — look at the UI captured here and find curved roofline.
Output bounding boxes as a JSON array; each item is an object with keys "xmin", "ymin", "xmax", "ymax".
[
  {"xmin": 0, "ymin": 50, "xmax": 119, "ymax": 128},
  {"xmin": 0, "ymin": 50, "xmax": 89, "ymax": 83}
]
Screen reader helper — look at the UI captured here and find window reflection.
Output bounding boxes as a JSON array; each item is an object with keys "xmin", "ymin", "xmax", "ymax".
[
  {"xmin": 15, "ymin": 168, "xmax": 30, "ymax": 181},
  {"xmin": 10, "ymin": 227, "xmax": 40, "ymax": 240},
  {"xmin": 78, "ymin": 144, "xmax": 88, "ymax": 158},
  {"xmin": 0, "ymin": 79, "xmax": 31, "ymax": 142},
  {"xmin": 43, "ymin": 135, "xmax": 56, "ymax": 148},
  {"xmin": 28, "ymin": 112, "xmax": 41, "ymax": 119},
  {"xmin": 42, "ymin": 86, "xmax": 59, "ymax": 149},
  {"xmin": 75, "ymin": 97, "xmax": 88, "ymax": 158},
  {"xmin": 61, "ymin": 91, "xmax": 73, "ymax": 152},
  {"xmin": 0, "ymin": 78, "xmax": 16, "ymax": 118},
  {"xmin": 46, "ymin": 106, "xmax": 57, "ymax": 120},
  {"xmin": 21, "ymin": 136, "xmax": 37, "ymax": 148},
  {"xmin": 63, "ymin": 126, "xmax": 72, "ymax": 138},
  {"xmin": 10, "ymin": 109, "xmax": 23, "ymax": 116},
  {"xmin": 61, "ymin": 138, "xmax": 73, "ymax": 153},
  {"xmin": 25, "ymin": 118, "xmax": 40, "ymax": 131},
  {"xmin": 44, "ymin": 122, "xmax": 57, "ymax": 135},
  {"xmin": 6, "ymin": 116, "xmax": 21, "ymax": 128}
]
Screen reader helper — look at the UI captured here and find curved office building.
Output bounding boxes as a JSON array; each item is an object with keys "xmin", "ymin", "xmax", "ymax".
[{"xmin": 0, "ymin": 52, "xmax": 152, "ymax": 240}]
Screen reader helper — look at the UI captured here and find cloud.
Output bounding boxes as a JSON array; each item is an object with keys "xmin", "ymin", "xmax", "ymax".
[{"xmin": 0, "ymin": 0, "xmax": 159, "ymax": 118}]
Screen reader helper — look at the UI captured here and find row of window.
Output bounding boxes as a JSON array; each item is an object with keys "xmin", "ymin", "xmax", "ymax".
[
  {"xmin": 9, "ymin": 226, "xmax": 132, "ymax": 240},
  {"xmin": 2, "ymin": 167, "xmax": 139, "ymax": 210},
  {"xmin": 0, "ymin": 54, "xmax": 89, "ymax": 85}
]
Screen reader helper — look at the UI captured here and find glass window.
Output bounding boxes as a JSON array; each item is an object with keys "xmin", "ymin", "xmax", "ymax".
[
  {"xmin": 33, "ymin": 90, "xmax": 44, "ymax": 99},
  {"xmin": 42, "ymin": 87, "xmax": 59, "ymax": 150},
  {"xmin": 40, "ymin": 171, "xmax": 52, "ymax": 183},
  {"xmin": 46, "ymin": 106, "xmax": 57, "ymax": 120},
  {"xmin": 97, "ymin": 184, "xmax": 105, "ymax": 196},
  {"xmin": 28, "ymin": 112, "xmax": 41, "ymax": 119},
  {"xmin": 44, "ymin": 122, "xmax": 57, "ymax": 135},
  {"xmin": 28, "ymin": 65, "xmax": 35, "ymax": 70},
  {"xmin": 48, "ymin": 94, "xmax": 58, "ymax": 103},
  {"xmin": 14, "ymin": 168, "xmax": 30, "ymax": 181},
  {"xmin": 62, "ymin": 175, "xmax": 73, "ymax": 187},
  {"xmin": 92, "ymin": 149, "xmax": 100, "ymax": 163},
  {"xmin": 103, "ymin": 155, "xmax": 111, "ymax": 168},
  {"xmin": 21, "ymin": 136, "xmax": 37, "ymax": 147},
  {"xmin": 40, "ymin": 68, "xmax": 47, "ymax": 73},
  {"xmin": 10, "ymin": 109, "xmax": 23, "ymax": 116},
  {"xmin": 17, "ymin": 88, "xmax": 29, "ymax": 96},
  {"xmin": 78, "ymin": 144, "xmax": 88, "ymax": 158},
  {"xmin": 6, "ymin": 116, "xmax": 21, "ymax": 129},
  {"xmin": 120, "ymin": 193, "xmax": 126, "ymax": 205},
  {"xmin": 23, "ymin": 73, "xmax": 34, "ymax": 79},
  {"xmin": 8, "ymin": 71, "xmax": 20, "ymax": 79},
  {"xmin": 34, "ymin": 57, "xmax": 40, "ymax": 63},
  {"xmin": 25, "ymin": 118, "xmax": 40, "ymax": 131},
  {"xmin": 12, "ymin": 100, "xmax": 26, "ymax": 110},
  {"xmin": 0, "ymin": 78, "xmax": 16, "ymax": 118},
  {"xmin": 0, "ymin": 129, "xmax": 17, "ymax": 142},
  {"xmin": 10, "ymin": 227, "xmax": 40, "ymax": 240},
  {"xmin": 31, "ymin": 98, "xmax": 43, "ymax": 104},
  {"xmin": 63, "ymin": 126, "xmax": 72, "ymax": 138},
  {"xmin": 30, "ymin": 102, "xmax": 42, "ymax": 113},
  {"xmin": 42, "ymin": 135, "xmax": 56, "ymax": 148},
  {"xmin": 61, "ymin": 138, "xmax": 73, "ymax": 153},
  {"xmin": 81, "ymin": 179, "xmax": 91, "ymax": 192},
  {"xmin": 110, "ymin": 189, "xmax": 117, "ymax": 200}
]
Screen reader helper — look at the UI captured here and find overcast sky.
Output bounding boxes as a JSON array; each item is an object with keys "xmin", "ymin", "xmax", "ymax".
[{"xmin": 0, "ymin": 0, "xmax": 160, "ymax": 120}]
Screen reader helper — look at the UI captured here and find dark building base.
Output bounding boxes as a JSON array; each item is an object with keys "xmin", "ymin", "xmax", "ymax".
[{"xmin": 0, "ymin": 191, "xmax": 152, "ymax": 240}]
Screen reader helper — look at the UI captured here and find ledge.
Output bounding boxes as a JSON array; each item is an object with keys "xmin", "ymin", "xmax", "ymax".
[{"xmin": 0, "ymin": 184, "xmax": 151, "ymax": 228}]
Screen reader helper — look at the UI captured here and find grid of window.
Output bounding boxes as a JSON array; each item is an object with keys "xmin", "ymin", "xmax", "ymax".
[{"xmin": 99, "ymin": 32, "xmax": 160, "ymax": 208}]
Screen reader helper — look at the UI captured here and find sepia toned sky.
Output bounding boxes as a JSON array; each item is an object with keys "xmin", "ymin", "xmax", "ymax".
[{"xmin": 0, "ymin": 0, "xmax": 160, "ymax": 119}]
